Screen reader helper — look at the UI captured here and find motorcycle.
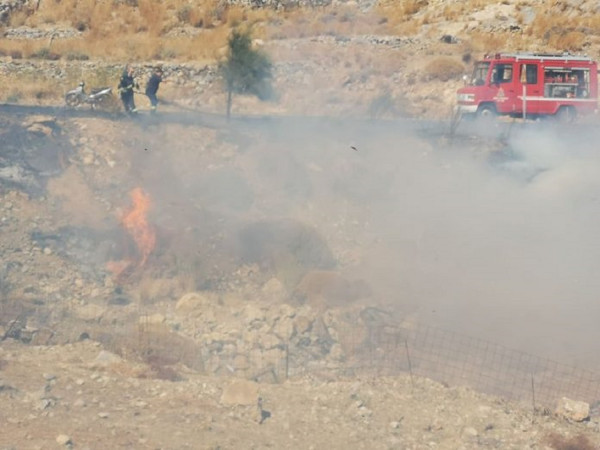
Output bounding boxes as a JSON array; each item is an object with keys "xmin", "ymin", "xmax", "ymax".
[{"xmin": 65, "ymin": 82, "xmax": 113, "ymax": 109}]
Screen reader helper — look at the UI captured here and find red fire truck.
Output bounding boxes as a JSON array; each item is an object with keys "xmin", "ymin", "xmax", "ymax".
[{"xmin": 456, "ymin": 52, "xmax": 598, "ymax": 121}]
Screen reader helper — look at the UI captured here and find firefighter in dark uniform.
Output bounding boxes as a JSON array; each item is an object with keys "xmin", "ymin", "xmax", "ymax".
[
  {"xmin": 145, "ymin": 67, "xmax": 163, "ymax": 114},
  {"xmin": 118, "ymin": 65, "xmax": 138, "ymax": 114}
]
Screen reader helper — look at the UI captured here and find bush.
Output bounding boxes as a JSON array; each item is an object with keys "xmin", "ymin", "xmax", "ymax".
[
  {"xmin": 6, "ymin": 92, "xmax": 22, "ymax": 103},
  {"xmin": 219, "ymin": 28, "xmax": 274, "ymax": 118},
  {"xmin": 153, "ymin": 47, "xmax": 177, "ymax": 60},
  {"xmin": 176, "ymin": 5, "xmax": 192, "ymax": 23},
  {"xmin": 30, "ymin": 47, "xmax": 61, "ymax": 60},
  {"xmin": 424, "ymin": 56, "xmax": 464, "ymax": 81},
  {"xmin": 65, "ymin": 51, "xmax": 90, "ymax": 61}
]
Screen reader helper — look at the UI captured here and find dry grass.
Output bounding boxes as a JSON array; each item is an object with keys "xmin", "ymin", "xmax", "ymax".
[
  {"xmin": 138, "ymin": 0, "xmax": 168, "ymax": 36},
  {"xmin": 376, "ymin": 0, "xmax": 427, "ymax": 25},
  {"xmin": 548, "ymin": 31, "xmax": 586, "ymax": 52},
  {"xmin": 525, "ymin": 9, "xmax": 590, "ymax": 52},
  {"xmin": 464, "ymin": 31, "xmax": 529, "ymax": 53},
  {"xmin": 0, "ymin": 0, "xmax": 434, "ymax": 61},
  {"xmin": 2, "ymin": 0, "xmax": 281, "ymax": 62},
  {"xmin": 0, "ymin": 73, "xmax": 61, "ymax": 104},
  {"xmin": 265, "ymin": 6, "xmax": 387, "ymax": 40},
  {"xmin": 3, "ymin": 0, "xmax": 598, "ymax": 64},
  {"xmin": 423, "ymin": 56, "xmax": 464, "ymax": 82},
  {"xmin": 441, "ymin": 4, "xmax": 467, "ymax": 21}
]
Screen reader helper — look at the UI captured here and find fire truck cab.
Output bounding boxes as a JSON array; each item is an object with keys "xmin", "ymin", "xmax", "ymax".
[{"xmin": 456, "ymin": 52, "xmax": 598, "ymax": 121}]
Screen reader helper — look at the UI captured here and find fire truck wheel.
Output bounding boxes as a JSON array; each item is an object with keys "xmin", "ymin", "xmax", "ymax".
[
  {"xmin": 476, "ymin": 104, "xmax": 496, "ymax": 120},
  {"xmin": 555, "ymin": 106, "xmax": 576, "ymax": 123}
]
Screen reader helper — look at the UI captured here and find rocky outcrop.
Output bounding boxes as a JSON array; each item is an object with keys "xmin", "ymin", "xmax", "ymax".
[
  {"xmin": 4, "ymin": 26, "xmax": 82, "ymax": 39},
  {"xmin": 0, "ymin": 0, "xmax": 27, "ymax": 24}
]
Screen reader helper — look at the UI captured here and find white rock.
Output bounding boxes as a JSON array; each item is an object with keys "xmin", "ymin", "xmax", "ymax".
[
  {"xmin": 175, "ymin": 291, "xmax": 215, "ymax": 312},
  {"xmin": 92, "ymin": 350, "xmax": 122, "ymax": 367},
  {"xmin": 56, "ymin": 434, "xmax": 72, "ymax": 445},
  {"xmin": 556, "ymin": 397, "xmax": 590, "ymax": 422}
]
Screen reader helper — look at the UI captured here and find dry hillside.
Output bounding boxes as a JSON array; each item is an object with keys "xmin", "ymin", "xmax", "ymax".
[{"xmin": 1, "ymin": 0, "xmax": 600, "ymax": 118}]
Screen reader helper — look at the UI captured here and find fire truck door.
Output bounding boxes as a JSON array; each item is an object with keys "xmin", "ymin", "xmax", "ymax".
[
  {"xmin": 519, "ymin": 63, "xmax": 541, "ymax": 115},
  {"xmin": 490, "ymin": 63, "xmax": 517, "ymax": 113}
]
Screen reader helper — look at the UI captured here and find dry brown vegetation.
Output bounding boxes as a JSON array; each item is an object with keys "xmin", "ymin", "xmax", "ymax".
[
  {"xmin": 2, "ymin": 0, "xmax": 600, "ymax": 110},
  {"xmin": 1, "ymin": 0, "xmax": 598, "ymax": 63},
  {"xmin": 423, "ymin": 56, "xmax": 464, "ymax": 81}
]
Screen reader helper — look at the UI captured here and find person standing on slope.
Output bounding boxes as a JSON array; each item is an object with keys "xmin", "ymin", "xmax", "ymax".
[
  {"xmin": 145, "ymin": 67, "xmax": 164, "ymax": 114},
  {"xmin": 118, "ymin": 65, "xmax": 138, "ymax": 114}
]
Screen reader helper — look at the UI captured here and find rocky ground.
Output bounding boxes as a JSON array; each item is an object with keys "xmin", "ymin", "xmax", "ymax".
[
  {"xmin": 1, "ymin": 105, "xmax": 600, "ymax": 449},
  {"xmin": 2, "ymin": 339, "xmax": 600, "ymax": 450}
]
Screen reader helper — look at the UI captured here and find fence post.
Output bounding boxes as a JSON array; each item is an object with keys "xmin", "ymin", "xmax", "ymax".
[
  {"xmin": 531, "ymin": 373, "xmax": 536, "ymax": 422},
  {"xmin": 522, "ymin": 84, "xmax": 527, "ymax": 120},
  {"xmin": 405, "ymin": 340, "xmax": 414, "ymax": 388}
]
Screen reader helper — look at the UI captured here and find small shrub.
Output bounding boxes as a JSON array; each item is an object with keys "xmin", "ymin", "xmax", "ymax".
[
  {"xmin": 30, "ymin": 47, "xmax": 60, "ymax": 60},
  {"xmin": 65, "ymin": 51, "xmax": 90, "ymax": 61},
  {"xmin": 10, "ymin": 50, "xmax": 23, "ymax": 59},
  {"xmin": 6, "ymin": 92, "xmax": 22, "ymax": 103},
  {"xmin": 424, "ymin": 57, "xmax": 464, "ymax": 81},
  {"xmin": 153, "ymin": 47, "xmax": 177, "ymax": 60},
  {"xmin": 75, "ymin": 20, "xmax": 88, "ymax": 32},
  {"xmin": 34, "ymin": 89, "xmax": 52, "ymax": 101},
  {"xmin": 176, "ymin": 5, "xmax": 192, "ymax": 24}
]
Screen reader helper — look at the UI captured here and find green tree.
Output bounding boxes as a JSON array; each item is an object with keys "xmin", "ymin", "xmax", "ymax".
[{"xmin": 220, "ymin": 29, "xmax": 273, "ymax": 119}]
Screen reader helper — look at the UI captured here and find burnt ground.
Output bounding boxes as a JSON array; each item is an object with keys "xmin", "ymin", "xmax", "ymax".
[{"xmin": 2, "ymin": 108, "xmax": 600, "ymax": 449}]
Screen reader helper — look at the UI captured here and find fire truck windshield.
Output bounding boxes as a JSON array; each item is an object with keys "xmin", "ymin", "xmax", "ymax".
[{"xmin": 471, "ymin": 62, "xmax": 490, "ymax": 86}]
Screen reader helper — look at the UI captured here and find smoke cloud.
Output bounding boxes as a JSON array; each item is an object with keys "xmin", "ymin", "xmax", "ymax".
[{"xmin": 85, "ymin": 116, "xmax": 600, "ymax": 370}]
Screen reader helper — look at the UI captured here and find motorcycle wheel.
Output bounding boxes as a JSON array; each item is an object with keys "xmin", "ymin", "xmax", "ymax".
[{"xmin": 65, "ymin": 93, "xmax": 81, "ymax": 107}]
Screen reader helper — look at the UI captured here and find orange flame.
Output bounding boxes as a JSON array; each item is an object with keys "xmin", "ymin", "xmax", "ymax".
[{"xmin": 122, "ymin": 187, "xmax": 156, "ymax": 267}]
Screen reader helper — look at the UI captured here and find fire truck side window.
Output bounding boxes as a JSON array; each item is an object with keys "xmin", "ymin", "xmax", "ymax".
[
  {"xmin": 520, "ymin": 64, "xmax": 537, "ymax": 84},
  {"xmin": 491, "ymin": 64, "xmax": 513, "ymax": 84},
  {"xmin": 472, "ymin": 62, "xmax": 489, "ymax": 86},
  {"xmin": 575, "ymin": 69, "xmax": 590, "ymax": 97}
]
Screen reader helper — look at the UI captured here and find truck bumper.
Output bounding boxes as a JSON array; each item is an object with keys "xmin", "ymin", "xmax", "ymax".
[{"xmin": 455, "ymin": 104, "xmax": 478, "ymax": 115}]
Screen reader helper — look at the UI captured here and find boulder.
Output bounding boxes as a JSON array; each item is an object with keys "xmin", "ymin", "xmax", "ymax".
[
  {"xmin": 555, "ymin": 397, "xmax": 590, "ymax": 422},
  {"xmin": 175, "ymin": 291, "xmax": 216, "ymax": 312}
]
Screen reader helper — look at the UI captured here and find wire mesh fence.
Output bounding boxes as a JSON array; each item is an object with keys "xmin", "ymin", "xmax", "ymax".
[
  {"xmin": 3, "ymin": 298, "xmax": 600, "ymax": 411},
  {"xmin": 120, "ymin": 312, "xmax": 600, "ymax": 409},
  {"xmin": 282, "ymin": 320, "xmax": 600, "ymax": 409}
]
